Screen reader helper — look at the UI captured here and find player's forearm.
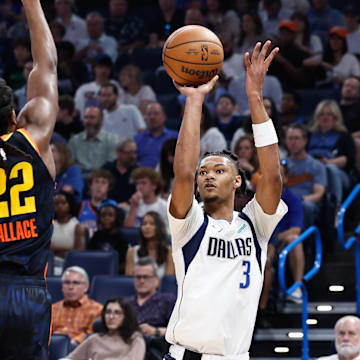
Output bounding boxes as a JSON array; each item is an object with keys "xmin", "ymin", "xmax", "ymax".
[
  {"xmin": 22, "ymin": 0, "xmax": 57, "ymax": 70},
  {"xmin": 173, "ymin": 96, "xmax": 203, "ymax": 179}
]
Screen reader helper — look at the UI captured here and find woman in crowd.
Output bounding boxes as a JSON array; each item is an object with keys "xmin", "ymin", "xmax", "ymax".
[
  {"xmin": 125, "ymin": 211, "xmax": 174, "ymax": 277},
  {"xmin": 233, "ymin": 135, "xmax": 258, "ymax": 181},
  {"xmin": 51, "ymin": 142, "xmax": 84, "ymax": 203},
  {"xmin": 65, "ymin": 298, "xmax": 146, "ymax": 360},
  {"xmin": 88, "ymin": 200, "xmax": 128, "ymax": 273}
]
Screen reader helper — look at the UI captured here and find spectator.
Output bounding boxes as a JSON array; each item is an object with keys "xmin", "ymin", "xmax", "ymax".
[
  {"xmin": 184, "ymin": 7, "xmax": 207, "ymax": 26},
  {"xmin": 7, "ymin": 6, "xmax": 29, "ymax": 41},
  {"xmin": 104, "ymin": 0, "xmax": 146, "ymax": 53},
  {"xmin": 50, "ymin": 20, "xmax": 66, "ymax": 43},
  {"xmin": 134, "ymin": 102, "xmax": 178, "ymax": 168},
  {"xmin": 125, "ymin": 211, "xmax": 174, "ymax": 277},
  {"xmin": 55, "ymin": 0, "xmax": 87, "ymax": 50},
  {"xmin": 76, "ymin": 12, "xmax": 118, "ymax": 65},
  {"xmin": 51, "ymin": 191, "xmax": 86, "ymax": 259},
  {"xmin": 291, "ymin": 11, "xmax": 323, "ymax": 62},
  {"xmin": 259, "ymin": 0, "xmax": 292, "ymax": 37},
  {"xmin": 99, "ymin": 82, "xmax": 146, "ymax": 138},
  {"xmin": 119, "ymin": 64, "xmax": 157, "ymax": 114},
  {"xmin": 126, "ymin": 257, "xmax": 176, "ymax": 344},
  {"xmin": 286, "ymin": 123, "xmax": 327, "ymax": 229},
  {"xmin": 307, "ymin": 0, "xmax": 344, "ymax": 43},
  {"xmin": 343, "ymin": 5, "xmax": 360, "ymax": 58},
  {"xmin": 124, "ymin": 167, "xmax": 167, "ymax": 228},
  {"xmin": 51, "ymin": 142, "xmax": 84, "ymax": 203},
  {"xmin": 14, "ymin": 59, "xmax": 32, "ymax": 111},
  {"xmin": 158, "ymin": 138, "xmax": 177, "ymax": 198},
  {"xmin": 280, "ymin": 90, "xmax": 304, "ymax": 129},
  {"xmin": 88, "ymin": 200, "xmax": 128, "ymax": 274},
  {"xmin": 74, "ymin": 53, "xmax": 121, "ymax": 119},
  {"xmin": 308, "ymin": 100, "xmax": 356, "ymax": 206},
  {"xmin": 65, "ymin": 298, "xmax": 146, "ymax": 360},
  {"xmin": 259, "ymin": 0, "xmax": 310, "ymax": 14},
  {"xmin": 233, "ymin": 135, "xmax": 258, "ymax": 182},
  {"xmin": 317, "ymin": 316, "xmax": 360, "ymax": 360},
  {"xmin": 55, "ymin": 95, "xmax": 84, "ymax": 141},
  {"xmin": 103, "ymin": 138, "xmax": 138, "ymax": 206},
  {"xmin": 69, "ymin": 105, "xmax": 118, "ymax": 174},
  {"xmin": 78, "ymin": 169, "xmax": 115, "ymax": 237},
  {"xmin": 52, "ymin": 266, "xmax": 103, "ymax": 345}
]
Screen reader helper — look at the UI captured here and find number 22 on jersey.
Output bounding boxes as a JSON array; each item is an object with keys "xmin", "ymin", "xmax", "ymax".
[{"xmin": 0, "ymin": 161, "xmax": 36, "ymax": 218}]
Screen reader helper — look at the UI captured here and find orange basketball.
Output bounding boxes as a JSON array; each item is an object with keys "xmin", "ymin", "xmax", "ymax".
[{"xmin": 162, "ymin": 25, "xmax": 224, "ymax": 86}]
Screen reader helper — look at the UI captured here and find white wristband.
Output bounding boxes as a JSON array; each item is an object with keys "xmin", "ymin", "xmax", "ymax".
[{"xmin": 252, "ymin": 119, "xmax": 278, "ymax": 148}]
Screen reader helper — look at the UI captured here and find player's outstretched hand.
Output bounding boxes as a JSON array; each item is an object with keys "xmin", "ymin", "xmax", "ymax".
[
  {"xmin": 244, "ymin": 41, "xmax": 279, "ymax": 98},
  {"xmin": 173, "ymin": 75, "xmax": 219, "ymax": 99}
]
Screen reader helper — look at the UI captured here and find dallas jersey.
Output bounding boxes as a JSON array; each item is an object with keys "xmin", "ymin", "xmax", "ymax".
[{"xmin": 166, "ymin": 196, "xmax": 287, "ymax": 357}]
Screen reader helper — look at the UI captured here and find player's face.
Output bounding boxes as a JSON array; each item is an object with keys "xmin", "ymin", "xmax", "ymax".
[
  {"xmin": 62, "ymin": 271, "xmax": 88, "ymax": 302},
  {"xmin": 335, "ymin": 320, "xmax": 360, "ymax": 357},
  {"xmin": 197, "ymin": 156, "xmax": 239, "ymax": 204},
  {"xmin": 141, "ymin": 214, "xmax": 156, "ymax": 239},
  {"xmin": 104, "ymin": 302, "xmax": 124, "ymax": 331},
  {"xmin": 134, "ymin": 265, "xmax": 159, "ymax": 296},
  {"xmin": 99, "ymin": 206, "xmax": 117, "ymax": 230},
  {"xmin": 90, "ymin": 177, "xmax": 110, "ymax": 200}
]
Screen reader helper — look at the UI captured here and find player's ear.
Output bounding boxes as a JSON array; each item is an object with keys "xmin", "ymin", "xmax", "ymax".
[{"xmin": 233, "ymin": 175, "xmax": 242, "ymax": 190}]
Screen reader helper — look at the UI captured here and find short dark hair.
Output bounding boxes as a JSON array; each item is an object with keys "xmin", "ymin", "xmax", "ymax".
[
  {"xmin": 287, "ymin": 123, "xmax": 309, "ymax": 139},
  {"xmin": 54, "ymin": 190, "xmax": 79, "ymax": 216},
  {"xmin": 131, "ymin": 167, "xmax": 163, "ymax": 195},
  {"xmin": 88, "ymin": 168, "xmax": 115, "ymax": 189},
  {"xmin": 59, "ymin": 95, "xmax": 75, "ymax": 114},
  {"xmin": 100, "ymin": 82, "xmax": 118, "ymax": 96},
  {"xmin": 217, "ymin": 94, "xmax": 236, "ymax": 106},
  {"xmin": 200, "ymin": 150, "xmax": 247, "ymax": 195}
]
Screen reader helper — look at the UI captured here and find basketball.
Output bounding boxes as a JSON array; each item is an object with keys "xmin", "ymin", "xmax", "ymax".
[{"xmin": 162, "ymin": 25, "xmax": 224, "ymax": 86}]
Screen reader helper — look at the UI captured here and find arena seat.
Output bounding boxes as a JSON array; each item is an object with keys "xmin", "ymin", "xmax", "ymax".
[
  {"xmin": 46, "ymin": 276, "xmax": 63, "ymax": 304},
  {"xmin": 160, "ymin": 275, "xmax": 177, "ymax": 295},
  {"xmin": 49, "ymin": 334, "xmax": 71, "ymax": 360},
  {"xmin": 120, "ymin": 227, "xmax": 140, "ymax": 246},
  {"xmin": 63, "ymin": 251, "xmax": 119, "ymax": 282},
  {"xmin": 89, "ymin": 275, "xmax": 135, "ymax": 304}
]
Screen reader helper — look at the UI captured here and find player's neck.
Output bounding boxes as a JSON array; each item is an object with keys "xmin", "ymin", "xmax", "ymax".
[{"xmin": 204, "ymin": 201, "xmax": 234, "ymax": 222}]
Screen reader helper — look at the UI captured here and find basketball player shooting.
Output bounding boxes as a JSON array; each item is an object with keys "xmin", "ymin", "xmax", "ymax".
[
  {"xmin": 0, "ymin": 0, "xmax": 58, "ymax": 358},
  {"xmin": 165, "ymin": 41, "xmax": 288, "ymax": 360}
]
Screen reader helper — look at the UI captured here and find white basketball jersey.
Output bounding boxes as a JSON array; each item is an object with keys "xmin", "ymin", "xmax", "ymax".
[{"xmin": 166, "ymin": 196, "xmax": 287, "ymax": 357}]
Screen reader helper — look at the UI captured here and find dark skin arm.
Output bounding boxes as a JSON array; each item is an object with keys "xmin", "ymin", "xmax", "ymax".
[{"xmin": 16, "ymin": 0, "xmax": 58, "ymax": 180}]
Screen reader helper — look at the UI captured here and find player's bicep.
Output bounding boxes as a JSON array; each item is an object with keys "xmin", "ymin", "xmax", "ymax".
[{"xmin": 169, "ymin": 176, "xmax": 195, "ymax": 219}]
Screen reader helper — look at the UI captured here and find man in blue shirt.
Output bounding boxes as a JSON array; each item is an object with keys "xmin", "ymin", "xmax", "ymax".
[{"xmin": 134, "ymin": 101, "xmax": 178, "ymax": 168}]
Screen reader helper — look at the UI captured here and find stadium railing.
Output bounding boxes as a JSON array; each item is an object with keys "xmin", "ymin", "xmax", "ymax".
[
  {"xmin": 337, "ymin": 183, "xmax": 360, "ymax": 314},
  {"xmin": 278, "ymin": 226, "xmax": 323, "ymax": 360}
]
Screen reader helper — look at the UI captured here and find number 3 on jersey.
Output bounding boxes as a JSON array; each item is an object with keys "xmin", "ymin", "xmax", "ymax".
[
  {"xmin": 0, "ymin": 161, "xmax": 36, "ymax": 218},
  {"xmin": 240, "ymin": 260, "xmax": 251, "ymax": 289}
]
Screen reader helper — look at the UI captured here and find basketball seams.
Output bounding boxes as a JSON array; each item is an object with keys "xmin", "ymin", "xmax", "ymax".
[
  {"xmin": 165, "ymin": 40, "xmax": 223, "ymax": 50},
  {"xmin": 163, "ymin": 61, "xmax": 200, "ymax": 85},
  {"xmin": 163, "ymin": 53, "xmax": 223, "ymax": 66}
]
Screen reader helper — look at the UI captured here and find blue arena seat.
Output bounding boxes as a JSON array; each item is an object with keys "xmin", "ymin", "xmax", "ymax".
[
  {"xmin": 160, "ymin": 275, "xmax": 177, "ymax": 295},
  {"xmin": 89, "ymin": 275, "xmax": 135, "ymax": 304},
  {"xmin": 49, "ymin": 334, "xmax": 71, "ymax": 360},
  {"xmin": 46, "ymin": 277, "xmax": 63, "ymax": 304},
  {"xmin": 120, "ymin": 227, "xmax": 140, "ymax": 246},
  {"xmin": 63, "ymin": 251, "xmax": 119, "ymax": 282}
]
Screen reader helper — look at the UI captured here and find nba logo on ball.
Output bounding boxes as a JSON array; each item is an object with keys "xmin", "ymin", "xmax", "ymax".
[{"xmin": 162, "ymin": 25, "xmax": 224, "ymax": 86}]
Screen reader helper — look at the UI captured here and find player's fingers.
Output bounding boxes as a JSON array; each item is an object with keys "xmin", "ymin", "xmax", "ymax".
[
  {"xmin": 244, "ymin": 52, "xmax": 250, "ymax": 69},
  {"xmin": 208, "ymin": 75, "xmax": 219, "ymax": 87},
  {"xmin": 251, "ymin": 42, "xmax": 261, "ymax": 63},
  {"xmin": 264, "ymin": 47, "xmax": 279, "ymax": 68},
  {"xmin": 259, "ymin": 40, "xmax": 271, "ymax": 62},
  {"xmin": 173, "ymin": 80, "xmax": 185, "ymax": 92}
]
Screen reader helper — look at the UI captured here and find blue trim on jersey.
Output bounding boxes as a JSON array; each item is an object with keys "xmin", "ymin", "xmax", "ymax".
[
  {"xmin": 238, "ymin": 212, "xmax": 262, "ymax": 274},
  {"xmin": 182, "ymin": 214, "xmax": 209, "ymax": 274}
]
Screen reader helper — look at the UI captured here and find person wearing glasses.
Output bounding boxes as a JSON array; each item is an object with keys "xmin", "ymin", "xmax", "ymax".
[
  {"xmin": 52, "ymin": 266, "xmax": 103, "ymax": 345},
  {"xmin": 63, "ymin": 297, "xmax": 146, "ymax": 360}
]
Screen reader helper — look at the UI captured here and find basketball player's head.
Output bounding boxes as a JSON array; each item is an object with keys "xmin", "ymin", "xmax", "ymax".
[
  {"xmin": 0, "ymin": 80, "xmax": 16, "ymax": 136},
  {"xmin": 197, "ymin": 150, "xmax": 246, "ymax": 205},
  {"xmin": 334, "ymin": 316, "xmax": 360, "ymax": 358}
]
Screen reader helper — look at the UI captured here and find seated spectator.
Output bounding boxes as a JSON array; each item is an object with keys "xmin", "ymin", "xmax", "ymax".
[
  {"xmin": 69, "ymin": 104, "xmax": 118, "ymax": 175},
  {"xmin": 184, "ymin": 7, "xmax": 207, "ymax": 27},
  {"xmin": 88, "ymin": 200, "xmax": 128, "ymax": 273},
  {"xmin": 119, "ymin": 65, "xmax": 157, "ymax": 114},
  {"xmin": 343, "ymin": 4, "xmax": 360, "ymax": 58},
  {"xmin": 51, "ymin": 191, "xmax": 85, "ymax": 262},
  {"xmin": 54, "ymin": 0, "xmax": 87, "ymax": 50},
  {"xmin": 52, "ymin": 266, "xmax": 103, "ymax": 345},
  {"xmin": 126, "ymin": 257, "xmax": 176, "ymax": 356},
  {"xmin": 214, "ymin": 94, "xmax": 245, "ymax": 143},
  {"xmin": 103, "ymin": 138, "xmax": 138, "ymax": 206},
  {"xmin": 51, "ymin": 142, "xmax": 84, "ymax": 203},
  {"xmin": 105, "ymin": 0, "xmax": 146, "ymax": 53},
  {"xmin": 125, "ymin": 212, "xmax": 174, "ymax": 277},
  {"xmin": 64, "ymin": 298, "xmax": 146, "ymax": 360},
  {"xmin": 308, "ymin": 100, "xmax": 356, "ymax": 206},
  {"xmin": 76, "ymin": 12, "xmax": 118, "ymax": 66},
  {"xmin": 124, "ymin": 167, "xmax": 167, "ymax": 228},
  {"xmin": 317, "ymin": 316, "xmax": 360, "ymax": 360},
  {"xmin": 285, "ymin": 124, "xmax": 327, "ymax": 229},
  {"xmin": 49, "ymin": 20, "xmax": 66, "ymax": 43},
  {"xmin": 280, "ymin": 90, "xmax": 304, "ymax": 129},
  {"xmin": 7, "ymin": 6, "xmax": 29, "ymax": 41},
  {"xmin": 158, "ymin": 138, "xmax": 177, "ymax": 198},
  {"xmin": 79, "ymin": 169, "xmax": 115, "ymax": 237},
  {"xmin": 291, "ymin": 11, "xmax": 323, "ymax": 62},
  {"xmin": 134, "ymin": 102, "xmax": 178, "ymax": 168},
  {"xmin": 14, "ymin": 59, "xmax": 32, "ymax": 111},
  {"xmin": 74, "ymin": 54, "xmax": 122, "ymax": 119},
  {"xmin": 55, "ymin": 95, "xmax": 84, "ymax": 141},
  {"xmin": 98, "ymin": 82, "xmax": 145, "ymax": 138},
  {"xmin": 233, "ymin": 135, "xmax": 258, "ymax": 182},
  {"xmin": 306, "ymin": 27, "xmax": 360, "ymax": 87}
]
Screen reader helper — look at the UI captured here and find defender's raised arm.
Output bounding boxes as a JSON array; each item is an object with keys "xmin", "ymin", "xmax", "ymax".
[
  {"xmin": 169, "ymin": 77, "xmax": 218, "ymax": 219},
  {"xmin": 245, "ymin": 41, "xmax": 282, "ymax": 214}
]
